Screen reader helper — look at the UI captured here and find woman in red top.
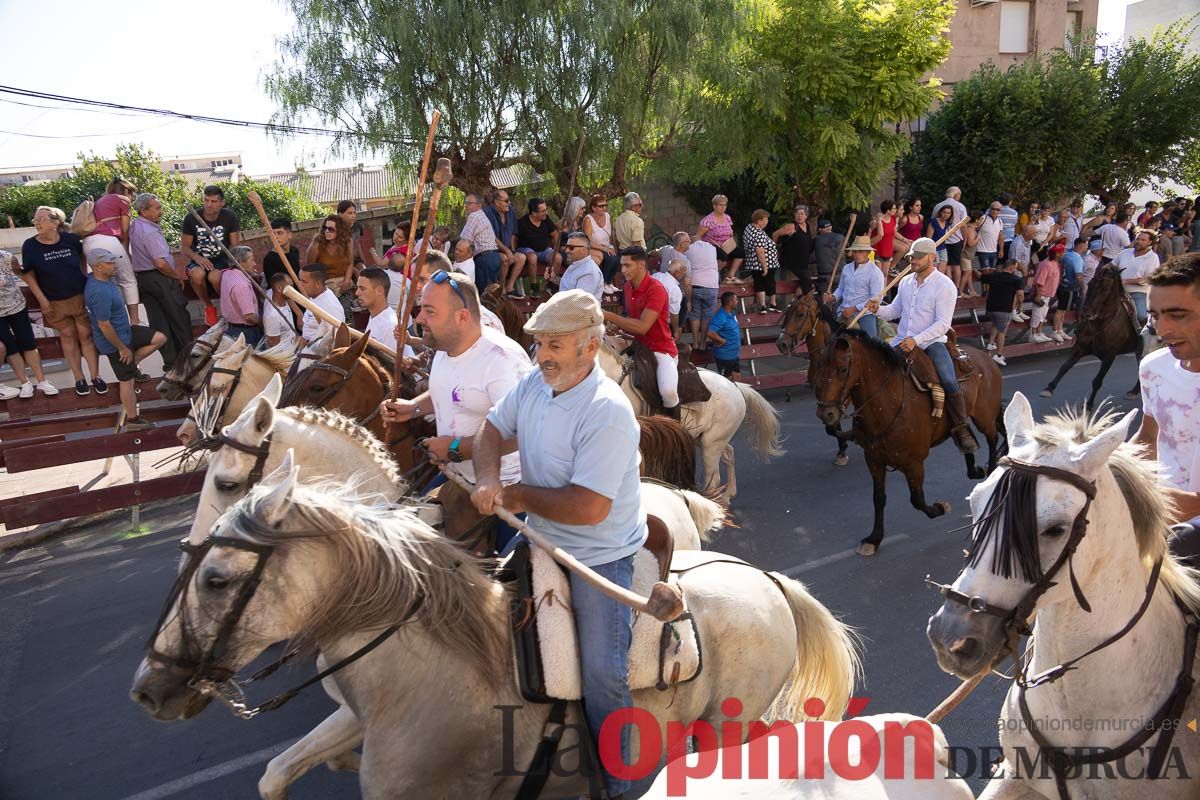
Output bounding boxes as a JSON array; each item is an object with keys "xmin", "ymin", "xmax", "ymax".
[
  {"xmin": 897, "ymin": 197, "xmax": 924, "ymax": 248},
  {"xmin": 84, "ymin": 177, "xmax": 140, "ymax": 323},
  {"xmin": 869, "ymin": 200, "xmax": 898, "ymax": 273}
]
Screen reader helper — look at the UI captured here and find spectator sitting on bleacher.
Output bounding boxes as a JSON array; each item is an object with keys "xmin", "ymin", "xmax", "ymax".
[
  {"xmin": 222, "ymin": 247, "xmax": 264, "ymax": 347},
  {"xmin": 21, "ymin": 205, "xmax": 106, "ymax": 397},
  {"xmin": 263, "ymin": 273, "xmax": 298, "ymax": 350},
  {"xmin": 0, "ymin": 249, "xmax": 58, "ymax": 399},
  {"xmin": 653, "ymin": 259, "xmax": 687, "ymax": 340},
  {"xmin": 706, "ymin": 291, "xmax": 742, "ymax": 381},
  {"xmin": 83, "ymin": 248, "xmax": 165, "ymax": 431}
]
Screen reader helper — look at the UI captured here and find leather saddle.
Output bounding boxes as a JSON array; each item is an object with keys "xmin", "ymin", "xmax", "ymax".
[
  {"xmin": 626, "ymin": 340, "xmax": 711, "ymax": 411},
  {"xmin": 902, "ymin": 329, "xmax": 976, "ymax": 390}
]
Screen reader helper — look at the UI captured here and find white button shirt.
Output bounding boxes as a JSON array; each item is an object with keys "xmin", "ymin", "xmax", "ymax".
[{"xmin": 876, "ymin": 268, "xmax": 958, "ymax": 348}]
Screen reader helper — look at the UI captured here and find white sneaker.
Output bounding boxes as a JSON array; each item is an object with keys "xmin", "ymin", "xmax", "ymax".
[
  {"xmin": 36, "ymin": 380, "xmax": 59, "ymax": 396},
  {"xmin": 1013, "ymin": 311, "xmax": 1028, "ymax": 322},
  {"xmin": 603, "ymin": 284, "xmax": 618, "ymax": 295},
  {"xmin": 1049, "ymin": 331, "xmax": 1065, "ymax": 343},
  {"xmin": 991, "ymin": 354, "xmax": 1007, "ymax": 366},
  {"xmin": 1030, "ymin": 333, "xmax": 1052, "ymax": 344},
  {"xmin": 18, "ymin": 382, "xmax": 33, "ymax": 399},
  {"xmin": 985, "ymin": 342, "xmax": 997, "ymax": 351},
  {"xmin": 0, "ymin": 384, "xmax": 18, "ymax": 401}
]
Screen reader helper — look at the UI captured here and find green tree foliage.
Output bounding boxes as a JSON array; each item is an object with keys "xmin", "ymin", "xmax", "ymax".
[
  {"xmin": 907, "ymin": 19, "xmax": 1200, "ymax": 206},
  {"xmin": 665, "ymin": 0, "xmax": 953, "ymax": 212},
  {"xmin": 266, "ymin": 0, "xmax": 742, "ymax": 199},
  {"xmin": 0, "ymin": 144, "xmax": 324, "ymax": 245},
  {"xmin": 903, "ymin": 52, "xmax": 1107, "ymax": 209}
]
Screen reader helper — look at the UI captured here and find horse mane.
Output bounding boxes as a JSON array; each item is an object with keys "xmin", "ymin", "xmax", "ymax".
[
  {"xmin": 969, "ymin": 406, "xmax": 1200, "ymax": 614},
  {"xmin": 835, "ymin": 327, "xmax": 905, "ymax": 370},
  {"xmin": 637, "ymin": 415, "xmax": 697, "ymax": 491},
  {"xmin": 253, "ymin": 340, "xmax": 297, "ymax": 375},
  {"xmin": 224, "ymin": 480, "xmax": 509, "ymax": 684},
  {"xmin": 278, "ymin": 406, "xmax": 406, "ymax": 489}
]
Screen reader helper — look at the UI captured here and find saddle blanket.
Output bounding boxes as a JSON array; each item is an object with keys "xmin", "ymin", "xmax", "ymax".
[{"xmin": 520, "ymin": 545, "xmax": 701, "ymax": 700}]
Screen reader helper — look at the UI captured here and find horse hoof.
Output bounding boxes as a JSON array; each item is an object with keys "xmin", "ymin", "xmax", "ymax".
[
  {"xmin": 856, "ymin": 542, "xmax": 878, "ymax": 557},
  {"xmin": 833, "ymin": 454, "xmax": 849, "ymax": 467},
  {"xmin": 968, "ymin": 467, "xmax": 986, "ymax": 480},
  {"xmin": 1038, "ymin": 389, "xmax": 1053, "ymax": 398},
  {"xmin": 1124, "ymin": 391, "xmax": 1139, "ymax": 401},
  {"xmin": 933, "ymin": 501, "xmax": 952, "ymax": 516}
]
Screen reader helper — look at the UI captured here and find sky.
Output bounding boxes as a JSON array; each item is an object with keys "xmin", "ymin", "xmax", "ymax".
[{"xmin": 0, "ymin": 0, "xmax": 1135, "ymax": 176}]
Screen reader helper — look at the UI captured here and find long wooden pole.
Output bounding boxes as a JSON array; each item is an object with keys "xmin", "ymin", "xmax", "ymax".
[
  {"xmin": 244, "ymin": 191, "xmax": 303, "ymax": 287},
  {"xmin": 824, "ymin": 212, "xmax": 858, "ymax": 294},
  {"xmin": 847, "ymin": 216, "xmax": 970, "ymax": 328},
  {"xmin": 385, "ymin": 111, "xmax": 441, "ymax": 439},
  {"xmin": 282, "ymin": 286, "xmax": 396, "ymax": 359},
  {"xmin": 437, "ymin": 465, "xmax": 685, "ymax": 622}
]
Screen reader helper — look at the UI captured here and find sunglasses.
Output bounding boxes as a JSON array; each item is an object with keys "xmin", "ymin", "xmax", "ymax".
[
  {"xmin": 323, "ymin": 225, "xmax": 337, "ymax": 232},
  {"xmin": 595, "ymin": 203, "xmax": 608, "ymax": 208},
  {"xmin": 430, "ymin": 269, "xmax": 468, "ymax": 307}
]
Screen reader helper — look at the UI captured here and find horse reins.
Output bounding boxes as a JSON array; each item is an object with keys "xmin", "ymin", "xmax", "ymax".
[
  {"xmin": 815, "ymin": 334, "xmax": 905, "ymax": 434},
  {"xmin": 160, "ymin": 336, "xmax": 221, "ymax": 394},
  {"xmin": 926, "ymin": 457, "xmax": 1200, "ymax": 797}
]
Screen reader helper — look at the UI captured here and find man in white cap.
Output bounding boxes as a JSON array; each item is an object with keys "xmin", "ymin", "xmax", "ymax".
[
  {"xmin": 866, "ymin": 237, "xmax": 977, "ymax": 453},
  {"xmin": 471, "ymin": 288, "xmax": 646, "ymax": 799},
  {"xmin": 823, "ymin": 235, "xmax": 884, "ymax": 338}
]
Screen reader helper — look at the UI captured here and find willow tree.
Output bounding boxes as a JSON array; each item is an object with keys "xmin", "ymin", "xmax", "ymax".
[
  {"xmin": 668, "ymin": 0, "xmax": 953, "ymax": 212},
  {"xmin": 266, "ymin": 0, "xmax": 742, "ymax": 197}
]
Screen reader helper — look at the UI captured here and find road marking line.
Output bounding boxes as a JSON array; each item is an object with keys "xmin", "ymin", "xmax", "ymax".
[
  {"xmin": 1002, "ymin": 369, "xmax": 1042, "ymax": 378},
  {"xmin": 118, "ymin": 738, "xmax": 298, "ymax": 800},
  {"xmin": 782, "ymin": 533, "xmax": 912, "ymax": 576}
]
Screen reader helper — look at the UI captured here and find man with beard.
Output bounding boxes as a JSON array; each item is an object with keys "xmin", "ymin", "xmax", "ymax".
[
  {"xmin": 471, "ymin": 289, "xmax": 647, "ymax": 800},
  {"xmin": 379, "ymin": 268, "xmax": 531, "ymax": 548}
]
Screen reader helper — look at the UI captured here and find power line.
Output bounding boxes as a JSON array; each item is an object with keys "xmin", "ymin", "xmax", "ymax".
[
  {"xmin": 0, "ymin": 85, "xmax": 418, "ymax": 146},
  {"xmin": 0, "ymin": 120, "xmax": 178, "ymax": 139}
]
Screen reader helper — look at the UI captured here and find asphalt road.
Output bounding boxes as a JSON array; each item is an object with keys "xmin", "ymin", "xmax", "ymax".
[{"xmin": 0, "ymin": 350, "xmax": 1142, "ymax": 799}]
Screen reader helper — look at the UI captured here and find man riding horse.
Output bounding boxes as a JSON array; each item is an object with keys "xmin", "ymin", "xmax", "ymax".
[
  {"xmin": 865, "ymin": 237, "xmax": 978, "ymax": 454},
  {"xmin": 471, "ymin": 289, "xmax": 647, "ymax": 799},
  {"xmin": 380, "ymin": 268, "xmax": 533, "ymax": 552},
  {"xmin": 603, "ymin": 246, "xmax": 682, "ymax": 420}
]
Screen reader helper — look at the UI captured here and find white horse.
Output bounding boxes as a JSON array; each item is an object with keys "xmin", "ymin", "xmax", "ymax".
[
  {"xmin": 156, "ymin": 319, "xmax": 233, "ymax": 401},
  {"xmin": 598, "ymin": 337, "xmax": 784, "ymax": 501},
  {"xmin": 644, "ymin": 712, "xmax": 972, "ymax": 799},
  {"xmin": 927, "ymin": 392, "xmax": 1200, "ymax": 800},
  {"xmin": 132, "ymin": 463, "xmax": 859, "ymax": 798},
  {"xmin": 175, "ymin": 336, "xmax": 296, "ymax": 447}
]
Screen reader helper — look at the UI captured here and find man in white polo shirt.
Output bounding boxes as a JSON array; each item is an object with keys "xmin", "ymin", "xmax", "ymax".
[
  {"xmin": 653, "ymin": 258, "xmax": 687, "ymax": 339},
  {"xmin": 1135, "ymin": 254, "xmax": 1200, "ymax": 564},
  {"xmin": 356, "ymin": 267, "xmax": 415, "ymax": 358},
  {"xmin": 1114, "ymin": 230, "xmax": 1160, "ymax": 327},
  {"xmin": 296, "ymin": 264, "xmax": 346, "ymax": 349},
  {"xmin": 471, "ymin": 289, "xmax": 646, "ymax": 799}
]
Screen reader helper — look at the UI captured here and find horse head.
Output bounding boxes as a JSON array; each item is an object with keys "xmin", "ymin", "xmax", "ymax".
[
  {"xmin": 279, "ymin": 329, "xmax": 377, "ymax": 415},
  {"xmin": 776, "ymin": 292, "xmax": 822, "ymax": 356},
  {"xmin": 813, "ymin": 332, "xmax": 863, "ymax": 428},
  {"xmin": 927, "ymin": 392, "xmax": 1140, "ymax": 679},
  {"xmin": 158, "ymin": 319, "xmax": 230, "ymax": 401},
  {"xmin": 176, "ymin": 334, "xmax": 251, "ymax": 447}
]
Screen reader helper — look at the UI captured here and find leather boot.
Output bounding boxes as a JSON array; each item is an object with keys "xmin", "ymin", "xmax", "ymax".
[
  {"xmin": 663, "ymin": 404, "xmax": 682, "ymax": 421},
  {"xmin": 945, "ymin": 392, "xmax": 978, "ymax": 453}
]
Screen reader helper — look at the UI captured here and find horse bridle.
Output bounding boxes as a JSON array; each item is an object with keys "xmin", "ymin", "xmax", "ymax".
[
  {"xmin": 815, "ymin": 334, "xmax": 903, "ymax": 426},
  {"xmin": 926, "ymin": 457, "xmax": 1199, "ymax": 796},
  {"xmin": 160, "ymin": 337, "xmax": 220, "ymax": 394}
]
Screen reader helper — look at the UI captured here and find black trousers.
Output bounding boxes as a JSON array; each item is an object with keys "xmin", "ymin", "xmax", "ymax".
[{"xmin": 136, "ymin": 269, "xmax": 193, "ymax": 371}]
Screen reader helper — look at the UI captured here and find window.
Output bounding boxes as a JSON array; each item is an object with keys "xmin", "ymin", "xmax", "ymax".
[
  {"xmin": 999, "ymin": 1, "xmax": 1030, "ymax": 54},
  {"xmin": 1066, "ymin": 10, "xmax": 1083, "ymax": 49}
]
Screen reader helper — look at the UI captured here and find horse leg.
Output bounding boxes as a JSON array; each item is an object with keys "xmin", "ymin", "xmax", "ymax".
[
  {"xmin": 903, "ymin": 461, "xmax": 951, "ymax": 520},
  {"xmin": 1089, "ymin": 354, "xmax": 1117, "ymax": 409},
  {"xmin": 699, "ymin": 436, "xmax": 727, "ymax": 500},
  {"xmin": 1124, "ymin": 336, "xmax": 1145, "ymax": 400},
  {"xmin": 858, "ymin": 456, "xmax": 888, "ymax": 557},
  {"xmin": 258, "ymin": 705, "xmax": 362, "ymax": 800},
  {"xmin": 826, "ymin": 423, "xmax": 850, "ymax": 466},
  {"xmin": 722, "ymin": 443, "xmax": 737, "ymax": 500},
  {"xmin": 1039, "ymin": 349, "xmax": 1083, "ymax": 398}
]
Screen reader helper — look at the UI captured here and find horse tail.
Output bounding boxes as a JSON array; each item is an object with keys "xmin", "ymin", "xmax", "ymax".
[
  {"xmin": 676, "ymin": 489, "xmax": 726, "ymax": 543},
  {"xmin": 638, "ymin": 415, "xmax": 697, "ymax": 491},
  {"xmin": 767, "ymin": 573, "xmax": 860, "ymax": 723},
  {"xmin": 737, "ymin": 384, "xmax": 785, "ymax": 460}
]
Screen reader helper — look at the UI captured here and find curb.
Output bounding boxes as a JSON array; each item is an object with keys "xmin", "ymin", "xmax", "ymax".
[{"xmin": 0, "ymin": 492, "xmax": 199, "ymax": 553}]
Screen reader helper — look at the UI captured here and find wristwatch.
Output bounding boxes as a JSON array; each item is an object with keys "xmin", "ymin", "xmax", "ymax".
[{"xmin": 448, "ymin": 438, "xmax": 463, "ymax": 463}]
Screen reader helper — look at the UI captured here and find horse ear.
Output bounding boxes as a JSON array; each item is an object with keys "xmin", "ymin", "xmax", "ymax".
[
  {"xmin": 261, "ymin": 447, "xmax": 295, "ymax": 486},
  {"xmin": 334, "ymin": 324, "xmax": 351, "ymax": 349},
  {"xmin": 347, "ymin": 330, "xmax": 372, "ymax": 360},
  {"xmin": 1071, "ymin": 408, "xmax": 1138, "ymax": 477},
  {"xmin": 257, "ymin": 457, "xmax": 299, "ymax": 527},
  {"xmin": 208, "ymin": 318, "xmax": 229, "ymax": 339},
  {"xmin": 1004, "ymin": 391, "xmax": 1036, "ymax": 450},
  {"xmin": 233, "ymin": 333, "xmax": 247, "ymax": 350},
  {"xmin": 260, "ymin": 373, "xmax": 283, "ymax": 406}
]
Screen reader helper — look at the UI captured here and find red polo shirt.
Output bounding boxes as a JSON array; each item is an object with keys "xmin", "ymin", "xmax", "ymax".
[{"xmin": 624, "ymin": 274, "xmax": 677, "ymax": 357}]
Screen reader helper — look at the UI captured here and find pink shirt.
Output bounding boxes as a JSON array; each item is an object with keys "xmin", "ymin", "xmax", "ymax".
[
  {"xmin": 699, "ymin": 213, "xmax": 734, "ymax": 247},
  {"xmin": 1033, "ymin": 259, "xmax": 1061, "ymax": 298},
  {"xmin": 219, "ymin": 268, "xmax": 259, "ymax": 324},
  {"xmin": 92, "ymin": 193, "xmax": 130, "ymax": 239}
]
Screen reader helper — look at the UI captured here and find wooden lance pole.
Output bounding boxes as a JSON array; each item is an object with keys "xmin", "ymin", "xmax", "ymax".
[
  {"xmin": 437, "ymin": 465, "xmax": 684, "ymax": 622},
  {"xmin": 281, "ymin": 286, "xmax": 396, "ymax": 360},
  {"xmin": 824, "ymin": 212, "xmax": 859, "ymax": 295},
  {"xmin": 847, "ymin": 216, "xmax": 970, "ymax": 329}
]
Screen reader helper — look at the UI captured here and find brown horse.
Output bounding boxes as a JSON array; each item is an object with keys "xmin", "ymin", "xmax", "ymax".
[
  {"xmin": 480, "ymin": 284, "xmax": 533, "ymax": 350},
  {"xmin": 814, "ymin": 329, "xmax": 1004, "ymax": 556},
  {"xmin": 776, "ymin": 293, "xmax": 852, "ymax": 465},
  {"xmin": 1039, "ymin": 264, "xmax": 1150, "ymax": 407}
]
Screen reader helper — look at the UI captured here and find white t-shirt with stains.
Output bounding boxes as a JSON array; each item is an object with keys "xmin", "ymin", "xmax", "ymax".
[{"xmin": 1140, "ymin": 347, "xmax": 1200, "ymax": 503}]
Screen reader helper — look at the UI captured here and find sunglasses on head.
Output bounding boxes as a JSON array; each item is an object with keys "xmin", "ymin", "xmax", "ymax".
[{"xmin": 430, "ymin": 270, "xmax": 468, "ymax": 307}]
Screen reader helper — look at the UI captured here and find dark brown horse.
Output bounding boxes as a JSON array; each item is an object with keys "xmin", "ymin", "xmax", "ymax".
[
  {"xmin": 775, "ymin": 293, "xmax": 852, "ymax": 465},
  {"xmin": 480, "ymin": 284, "xmax": 533, "ymax": 351},
  {"xmin": 814, "ymin": 329, "xmax": 1004, "ymax": 556},
  {"xmin": 1039, "ymin": 264, "xmax": 1150, "ymax": 407}
]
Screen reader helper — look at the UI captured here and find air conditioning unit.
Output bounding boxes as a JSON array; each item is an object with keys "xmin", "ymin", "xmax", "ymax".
[{"xmin": 971, "ymin": 0, "xmax": 999, "ymax": 6}]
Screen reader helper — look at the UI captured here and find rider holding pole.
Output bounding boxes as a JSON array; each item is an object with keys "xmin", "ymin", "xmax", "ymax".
[{"xmin": 866, "ymin": 237, "xmax": 978, "ymax": 454}]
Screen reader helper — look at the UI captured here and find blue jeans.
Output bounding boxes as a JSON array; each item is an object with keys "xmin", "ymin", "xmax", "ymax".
[
  {"xmin": 856, "ymin": 313, "xmax": 878, "ymax": 339},
  {"xmin": 924, "ymin": 341, "xmax": 959, "ymax": 394},
  {"xmin": 475, "ymin": 250, "xmax": 502, "ymax": 287},
  {"xmin": 688, "ymin": 286, "xmax": 718, "ymax": 322},
  {"xmin": 1130, "ymin": 292, "xmax": 1148, "ymax": 326},
  {"xmin": 227, "ymin": 322, "xmax": 263, "ymax": 348},
  {"xmin": 570, "ymin": 553, "xmax": 637, "ymax": 797},
  {"xmin": 976, "ymin": 252, "xmax": 997, "ymax": 271}
]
